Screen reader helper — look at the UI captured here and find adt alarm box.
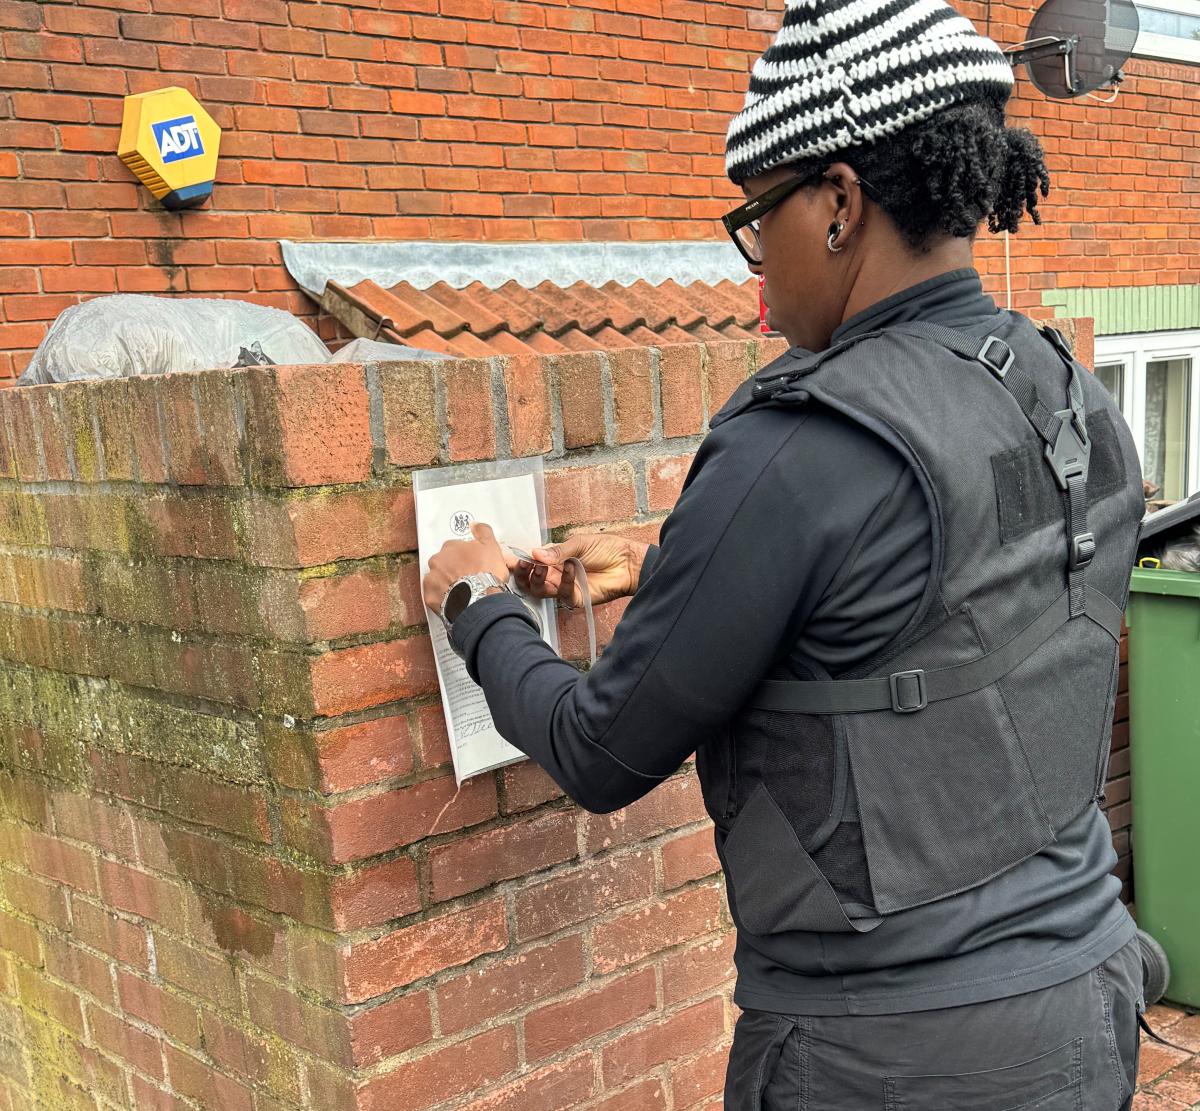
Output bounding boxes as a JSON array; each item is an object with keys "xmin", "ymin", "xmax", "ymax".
[{"xmin": 118, "ymin": 88, "xmax": 221, "ymax": 210}]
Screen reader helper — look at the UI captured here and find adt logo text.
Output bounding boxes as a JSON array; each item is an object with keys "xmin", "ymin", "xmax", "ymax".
[{"xmin": 152, "ymin": 116, "xmax": 204, "ymax": 163}]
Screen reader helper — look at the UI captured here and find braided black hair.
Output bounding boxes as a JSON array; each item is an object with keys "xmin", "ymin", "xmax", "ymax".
[{"xmin": 787, "ymin": 94, "xmax": 1051, "ymax": 254}]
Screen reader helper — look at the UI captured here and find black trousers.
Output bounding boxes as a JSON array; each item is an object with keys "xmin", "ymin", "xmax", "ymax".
[{"xmin": 724, "ymin": 936, "xmax": 1143, "ymax": 1110}]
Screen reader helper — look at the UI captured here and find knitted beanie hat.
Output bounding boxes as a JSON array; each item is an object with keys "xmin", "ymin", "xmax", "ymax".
[{"xmin": 725, "ymin": 0, "xmax": 1015, "ymax": 184}]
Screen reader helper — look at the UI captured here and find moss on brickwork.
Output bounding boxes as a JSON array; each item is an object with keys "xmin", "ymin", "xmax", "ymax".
[
  {"xmin": 62, "ymin": 494, "xmax": 134, "ymax": 555},
  {"xmin": 0, "ymin": 663, "xmax": 263, "ymax": 785},
  {"xmin": 14, "ymin": 725, "xmax": 87, "ymax": 791},
  {"xmin": 0, "ymin": 1032, "xmax": 29, "ymax": 1091},
  {"xmin": 0, "ymin": 769, "xmax": 51, "ymax": 826},
  {"xmin": 193, "ymin": 561, "xmax": 302, "ymax": 641},
  {"xmin": 289, "ymin": 865, "xmax": 339, "ymax": 933},
  {"xmin": 60, "ymin": 391, "xmax": 99, "ymax": 484},
  {"xmin": 122, "ymin": 498, "xmax": 159, "ymax": 562},
  {"xmin": 0, "ymin": 493, "xmax": 49, "ymax": 549},
  {"xmin": 0, "ymin": 987, "xmax": 29, "ymax": 1052},
  {"xmin": 84, "ymin": 555, "xmax": 182, "ymax": 630},
  {"xmin": 114, "ymin": 695, "xmax": 261, "ymax": 784},
  {"xmin": 260, "ymin": 720, "xmax": 319, "ymax": 791},
  {"xmin": 255, "ymin": 648, "xmax": 316, "ymax": 720},
  {"xmin": 295, "ymin": 560, "xmax": 342, "ymax": 581},
  {"xmin": 22, "ymin": 1011, "xmax": 119, "ymax": 1109},
  {"xmin": 206, "ymin": 1016, "xmax": 302, "ymax": 1102},
  {"xmin": 0, "ymin": 671, "xmax": 92, "ymax": 790},
  {"xmin": 11, "ymin": 542, "xmax": 313, "ymax": 647},
  {"xmin": 5, "ymin": 559, "xmax": 30, "ymax": 607},
  {"xmin": 204, "ymin": 563, "xmax": 270, "ymax": 635},
  {"xmin": 260, "ymin": 1029, "xmax": 304, "ymax": 1103},
  {"xmin": 0, "ymin": 616, "xmax": 18, "ymax": 670},
  {"xmin": 0, "ymin": 599, "xmax": 268, "ymax": 709},
  {"xmin": 81, "ymin": 552, "xmax": 309, "ymax": 643},
  {"xmin": 26, "ymin": 1019, "xmax": 75, "ymax": 1109}
]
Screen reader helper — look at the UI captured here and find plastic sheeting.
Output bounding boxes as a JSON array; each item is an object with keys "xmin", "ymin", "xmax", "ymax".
[
  {"xmin": 1161, "ymin": 525, "xmax": 1200, "ymax": 573},
  {"xmin": 1139, "ymin": 491, "xmax": 1200, "ymax": 573},
  {"xmin": 328, "ymin": 337, "xmax": 452, "ymax": 363},
  {"xmin": 18, "ymin": 295, "xmax": 332, "ymax": 385}
]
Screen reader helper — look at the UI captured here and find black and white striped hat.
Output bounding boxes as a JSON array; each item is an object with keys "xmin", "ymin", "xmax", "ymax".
[{"xmin": 725, "ymin": 0, "xmax": 1015, "ymax": 184}]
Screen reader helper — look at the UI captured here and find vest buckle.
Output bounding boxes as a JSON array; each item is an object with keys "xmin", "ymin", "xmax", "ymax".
[
  {"xmin": 1044, "ymin": 408, "xmax": 1092, "ymax": 490},
  {"xmin": 1070, "ymin": 532, "xmax": 1096, "ymax": 570},
  {"xmin": 889, "ymin": 669, "xmax": 927, "ymax": 713},
  {"xmin": 978, "ymin": 335, "xmax": 1015, "ymax": 380}
]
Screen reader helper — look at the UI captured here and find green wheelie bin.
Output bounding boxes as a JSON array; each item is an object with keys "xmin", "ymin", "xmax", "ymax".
[{"xmin": 1125, "ymin": 565, "xmax": 1200, "ymax": 1008}]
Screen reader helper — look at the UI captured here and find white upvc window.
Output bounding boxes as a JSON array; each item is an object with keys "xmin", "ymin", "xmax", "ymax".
[
  {"xmin": 1132, "ymin": 0, "xmax": 1200, "ymax": 65},
  {"xmin": 1094, "ymin": 329, "xmax": 1200, "ymax": 501}
]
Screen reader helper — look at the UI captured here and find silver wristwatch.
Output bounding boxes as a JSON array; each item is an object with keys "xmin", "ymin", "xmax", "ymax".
[
  {"xmin": 439, "ymin": 572, "xmax": 543, "ymax": 655},
  {"xmin": 440, "ymin": 572, "xmax": 509, "ymax": 633}
]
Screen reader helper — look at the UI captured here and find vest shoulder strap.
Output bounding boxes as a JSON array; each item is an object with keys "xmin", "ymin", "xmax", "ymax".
[{"xmin": 886, "ymin": 320, "xmax": 1095, "ymax": 619}]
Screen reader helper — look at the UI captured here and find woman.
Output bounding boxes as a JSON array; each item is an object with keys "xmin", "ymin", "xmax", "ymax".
[{"xmin": 423, "ymin": 1, "xmax": 1147, "ymax": 1106}]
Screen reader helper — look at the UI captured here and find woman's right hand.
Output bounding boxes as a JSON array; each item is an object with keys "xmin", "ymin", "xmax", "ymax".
[{"xmin": 507, "ymin": 533, "xmax": 650, "ymax": 608}]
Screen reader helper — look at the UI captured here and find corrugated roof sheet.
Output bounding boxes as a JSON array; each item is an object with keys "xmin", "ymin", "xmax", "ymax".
[{"xmin": 321, "ymin": 277, "xmax": 762, "ymax": 357}]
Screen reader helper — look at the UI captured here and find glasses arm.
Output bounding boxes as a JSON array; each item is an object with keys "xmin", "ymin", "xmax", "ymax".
[{"xmin": 722, "ymin": 173, "xmax": 813, "ymax": 233}]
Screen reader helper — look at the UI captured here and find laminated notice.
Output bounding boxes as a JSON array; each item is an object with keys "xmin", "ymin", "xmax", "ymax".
[{"xmin": 413, "ymin": 458, "xmax": 558, "ymax": 784}]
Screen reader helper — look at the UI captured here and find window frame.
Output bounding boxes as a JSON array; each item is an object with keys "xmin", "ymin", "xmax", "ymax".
[
  {"xmin": 1094, "ymin": 328, "xmax": 1200, "ymax": 499},
  {"xmin": 1131, "ymin": 0, "xmax": 1200, "ymax": 65}
]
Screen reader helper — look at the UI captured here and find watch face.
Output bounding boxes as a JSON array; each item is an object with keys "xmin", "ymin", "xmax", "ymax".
[{"xmin": 443, "ymin": 580, "xmax": 473, "ymax": 624}]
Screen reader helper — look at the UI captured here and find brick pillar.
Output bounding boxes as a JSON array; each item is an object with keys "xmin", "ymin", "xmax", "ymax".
[{"xmin": 0, "ymin": 336, "xmax": 786, "ymax": 1111}]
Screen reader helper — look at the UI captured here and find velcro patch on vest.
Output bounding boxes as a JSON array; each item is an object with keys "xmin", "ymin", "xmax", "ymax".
[{"xmin": 992, "ymin": 410, "xmax": 1126, "ymax": 544}]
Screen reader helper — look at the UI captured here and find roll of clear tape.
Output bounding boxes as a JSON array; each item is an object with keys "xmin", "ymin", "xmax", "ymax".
[
  {"xmin": 503, "ymin": 544, "xmax": 597, "ymax": 667},
  {"xmin": 562, "ymin": 556, "xmax": 597, "ymax": 667}
]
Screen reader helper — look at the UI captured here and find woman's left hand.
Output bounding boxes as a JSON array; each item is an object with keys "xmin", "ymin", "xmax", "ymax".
[{"xmin": 422, "ymin": 522, "xmax": 513, "ymax": 617}]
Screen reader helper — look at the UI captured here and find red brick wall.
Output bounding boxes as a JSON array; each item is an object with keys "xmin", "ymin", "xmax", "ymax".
[
  {"xmin": 0, "ymin": 0, "xmax": 1197, "ymax": 377},
  {"xmin": 0, "ymin": 337, "xmax": 786, "ymax": 1111}
]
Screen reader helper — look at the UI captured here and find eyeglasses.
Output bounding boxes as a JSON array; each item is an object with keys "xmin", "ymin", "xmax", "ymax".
[{"xmin": 722, "ymin": 171, "xmax": 877, "ymax": 265}]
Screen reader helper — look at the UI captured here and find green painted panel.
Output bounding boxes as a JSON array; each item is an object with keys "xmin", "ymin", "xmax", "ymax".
[{"xmin": 1042, "ymin": 285, "xmax": 1200, "ymax": 336}]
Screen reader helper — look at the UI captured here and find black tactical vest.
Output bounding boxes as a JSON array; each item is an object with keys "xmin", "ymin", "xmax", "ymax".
[{"xmin": 701, "ymin": 311, "xmax": 1145, "ymax": 937}]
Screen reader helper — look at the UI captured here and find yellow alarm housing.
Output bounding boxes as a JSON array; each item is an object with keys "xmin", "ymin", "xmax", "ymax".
[{"xmin": 118, "ymin": 87, "xmax": 221, "ymax": 210}]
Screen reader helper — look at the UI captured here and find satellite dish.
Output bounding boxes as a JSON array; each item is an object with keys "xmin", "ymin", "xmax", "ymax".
[{"xmin": 1004, "ymin": 0, "xmax": 1140, "ymax": 100}]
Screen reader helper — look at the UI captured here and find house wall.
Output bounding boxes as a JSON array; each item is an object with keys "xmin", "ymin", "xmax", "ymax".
[
  {"xmin": 0, "ymin": 0, "xmax": 1164, "ymax": 1100},
  {"xmin": 0, "ymin": 0, "xmax": 1197, "ymax": 376}
]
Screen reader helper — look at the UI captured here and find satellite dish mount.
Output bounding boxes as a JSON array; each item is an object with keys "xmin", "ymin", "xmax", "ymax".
[
  {"xmin": 1003, "ymin": 0, "xmax": 1139, "ymax": 101},
  {"xmin": 1004, "ymin": 33, "xmax": 1085, "ymax": 95}
]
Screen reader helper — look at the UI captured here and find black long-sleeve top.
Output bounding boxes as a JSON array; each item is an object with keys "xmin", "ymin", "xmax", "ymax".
[{"xmin": 448, "ymin": 269, "xmax": 1132, "ymax": 1015}]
